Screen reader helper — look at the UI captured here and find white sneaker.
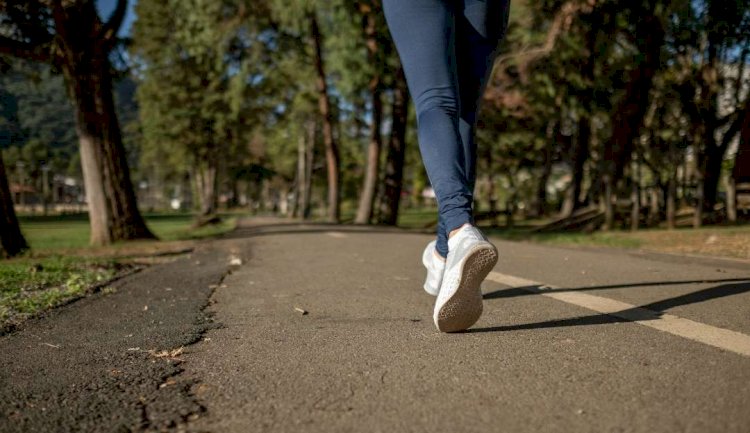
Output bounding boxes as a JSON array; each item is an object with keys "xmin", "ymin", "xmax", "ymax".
[
  {"xmin": 433, "ymin": 225, "xmax": 498, "ymax": 332},
  {"xmin": 422, "ymin": 240, "xmax": 445, "ymax": 296}
]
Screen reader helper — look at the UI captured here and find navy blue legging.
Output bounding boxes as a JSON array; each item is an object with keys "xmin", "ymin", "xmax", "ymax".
[{"xmin": 383, "ymin": 0, "xmax": 510, "ymax": 257}]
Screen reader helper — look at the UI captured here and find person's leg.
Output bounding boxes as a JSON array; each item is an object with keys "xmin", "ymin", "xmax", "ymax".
[
  {"xmin": 382, "ymin": 0, "xmax": 471, "ymax": 258},
  {"xmin": 457, "ymin": 0, "xmax": 511, "ymax": 193}
]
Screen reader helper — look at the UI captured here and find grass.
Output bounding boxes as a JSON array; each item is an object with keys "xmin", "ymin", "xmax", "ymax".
[
  {"xmin": 18, "ymin": 212, "xmax": 237, "ymax": 252},
  {"xmin": 397, "ymin": 207, "xmax": 438, "ymax": 229},
  {"xmin": 1, "ymin": 212, "xmax": 239, "ymax": 333},
  {"xmin": 396, "ymin": 207, "xmax": 750, "ymax": 260},
  {"xmin": 486, "ymin": 228, "xmax": 644, "ymax": 249},
  {"xmin": 0, "ymin": 256, "xmax": 127, "ymax": 332},
  {"xmin": 490, "ymin": 224, "xmax": 750, "ymax": 260}
]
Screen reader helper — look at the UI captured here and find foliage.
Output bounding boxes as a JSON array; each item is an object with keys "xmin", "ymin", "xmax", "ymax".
[{"xmin": 3, "ymin": 0, "xmax": 750, "ymax": 231}]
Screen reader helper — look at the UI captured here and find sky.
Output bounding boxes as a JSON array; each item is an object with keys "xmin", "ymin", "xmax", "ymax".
[{"xmin": 94, "ymin": 0, "xmax": 137, "ymax": 37}]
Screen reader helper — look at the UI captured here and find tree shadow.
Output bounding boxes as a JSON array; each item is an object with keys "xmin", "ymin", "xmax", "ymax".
[{"xmin": 470, "ymin": 281, "xmax": 750, "ymax": 333}]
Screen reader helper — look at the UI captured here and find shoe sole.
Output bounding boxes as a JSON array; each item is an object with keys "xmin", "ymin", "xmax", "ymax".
[{"xmin": 434, "ymin": 244, "xmax": 498, "ymax": 332}]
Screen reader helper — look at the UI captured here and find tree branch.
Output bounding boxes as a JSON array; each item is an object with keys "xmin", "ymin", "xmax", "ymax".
[
  {"xmin": 98, "ymin": 0, "xmax": 128, "ymax": 49},
  {"xmin": 0, "ymin": 36, "xmax": 50, "ymax": 62},
  {"xmin": 720, "ymin": 96, "xmax": 750, "ymax": 152},
  {"xmin": 495, "ymin": 0, "xmax": 599, "ymax": 71},
  {"xmin": 50, "ymin": 0, "xmax": 70, "ymax": 44}
]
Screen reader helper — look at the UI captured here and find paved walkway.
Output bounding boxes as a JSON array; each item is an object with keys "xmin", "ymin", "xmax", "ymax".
[{"xmin": 1, "ymin": 219, "xmax": 749, "ymax": 432}]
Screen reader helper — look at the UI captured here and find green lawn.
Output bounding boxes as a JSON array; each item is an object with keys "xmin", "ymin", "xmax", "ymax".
[
  {"xmin": 394, "ymin": 208, "xmax": 749, "ymax": 259},
  {"xmin": 0, "ymin": 256, "xmax": 123, "ymax": 332},
  {"xmin": 397, "ymin": 207, "xmax": 438, "ymax": 229},
  {"xmin": 1, "ymin": 212, "xmax": 239, "ymax": 333},
  {"xmin": 18, "ymin": 212, "xmax": 237, "ymax": 251}
]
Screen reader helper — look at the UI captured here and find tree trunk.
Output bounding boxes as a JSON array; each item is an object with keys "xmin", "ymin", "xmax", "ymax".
[
  {"xmin": 732, "ymin": 103, "xmax": 750, "ymax": 184},
  {"xmin": 309, "ymin": 13, "xmax": 340, "ymax": 223},
  {"xmin": 378, "ymin": 67, "xmax": 409, "ymax": 226},
  {"xmin": 302, "ymin": 121, "xmax": 315, "ymax": 219},
  {"xmin": 666, "ymin": 173, "xmax": 676, "ymax": 229},
  {"xmin": 354, "ymin": 89, "xmax": 383, "ymax": 224},
  {"xmin": 563, "ymin": 22, "xmax": 596, "ymax": 218},
  {"xmin": 563, "ymin": 117, "xmax": 588, "ymax": 217},
  {"xmin": 602, "ymin": 174, "xmax": 614, "ymax": 231},
  {"xmin": 630, "ymin": 154, "xmax": 641, "ymax": 231},
  {"xmin": 56, "ymin": 1, "xmax": 154, "ymax": 246},
  {"xmin": 700, "ymin": 145, "xmax": 724, "ymax": 214},
  {"xmin": 603, "ymin": 10, "xmax": 664, "ymax": 213},
  {"xmin": 630, "ymin": 181, "xmax": 640, "ymax": 231},
  {"xmin": 0, "ymin": 151, "xmax": 27, "ymax": 258},
  {"xmin": 648, "ymin": 188, "xmax": 659, "ymax": 227},
  {"xmin": 505, "ymin": 198, "xmax": 514, "ymax": 229},
  {"xmin": 725, "ymin": 176, "xmax": 737, "ymax": 223},
  {"xmin": 535, "ymin": 120, "xmax": 555, "ymax": 217},
  {"xmin": 505, "ymin": 173, "xmax": 516, "ymax": 229},
  {"xmin": 292, "ymin": 134, "xmax": 305, "ymax": 218},
  {"xmin": 693, "ymin": 178, "xmax": 704, "ymax": 228},
  {"xmin": 194, "ymin": 160, "xmax": 218, "ymax": 217},
  {"xmin": 355, "ymin": 7, "xmax": 384, "ymax": 225}
]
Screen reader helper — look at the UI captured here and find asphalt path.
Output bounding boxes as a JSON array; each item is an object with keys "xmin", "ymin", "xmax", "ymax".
[{"xmin": 1, "ymin": 220, "xmax": 749, "ymax": 432}]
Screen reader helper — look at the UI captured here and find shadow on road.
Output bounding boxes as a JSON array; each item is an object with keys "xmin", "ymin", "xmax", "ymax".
[{"xmin": 471, "ymin": 280, "xmax": 750, "ymax": 333}]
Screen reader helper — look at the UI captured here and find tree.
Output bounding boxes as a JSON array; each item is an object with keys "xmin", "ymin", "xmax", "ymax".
[
  {"xmin": 0, "ymin": 0, "xmax": 154, "ymax": 245},
  {"xmin": 0, "ymin": 88, "xmax": 27, "ymax": 258},
  {"xmin": 309, "ymin": 11, "xmax": 341, "ymax": 222},
  {"xmin": 0, "ymin": 138, "xmax": 27, "ymax": 258},
  {"xmin": 601, "ymin": 0, "xmax": 668, "ymax": 229},
  {"xmin": 353, "ymin": 1, "xmax": 385, "ymax": 224},
  {"xmin": 378, "ymin": 66, "xmax": 409, "ymax": 225},
  {"xmin": 133, "ymin": 0, "xmax": 227, "ymax": 217}
]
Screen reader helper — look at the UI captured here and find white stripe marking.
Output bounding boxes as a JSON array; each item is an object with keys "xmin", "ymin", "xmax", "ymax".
[
  {"xmin": 486, "ymin": 272, "xmax": 750, "ymax": 358},
  {"xmin": 326, "ymin": 232, "xmax": 347, "ymax": 238}
]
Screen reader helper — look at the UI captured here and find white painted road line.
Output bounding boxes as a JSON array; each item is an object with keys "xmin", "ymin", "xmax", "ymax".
[
  {"xmin": 486, "ymin": 272, "xmax": 750, "ymax": 358},
  {"xmin": 326, "ymin": 232, "xmax": 348, "ymax": 238}
]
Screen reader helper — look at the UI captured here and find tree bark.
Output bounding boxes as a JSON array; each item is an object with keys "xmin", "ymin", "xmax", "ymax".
[
  {"xmin": 194, "ymin": 159, "xmax": 218, "ymax": 217},
  {"xmin": 630, "ymin": 180, "xmax": 640, "ymax": 231},
  {"xmin": 309, "ymin": 12, "xmax": 340, "ymax": 223},
  {"xmin": 292, "ymin": 133, "xmax": 305, "ymax": 218},
  {"xmin": 602, "ymin": 174, "xmax": 614, "ymax": 230},
  {"xmin": 0, "ymin": 151, "xmax": 28, "ymax": 258},
  {"xmin": 700, "ymin": 144, "xmax": 724, "ymax": 214},
  {"xmin": 693, "ymin": 159, "xmax": 704, "ymax": 228},
  {"xmin": 534, "ymin": 120, "xmax": 555, "ymax": 217},
  {"xmin": 725, "ymin": 176, "xmax": 736, "ymax": 223},
  {"xmin": 355, "ymin": 6, "xmax": 384, "ymax": 225},
  {"xmin": 733, "ymin": 105, "xmax": 750, "ymax": 184},
  {"xmin": 562, "ymin": 117, "xmax": 589, "ymax": 217},
  {"xmin": 54, "ymin": 1, "xmax": 154, "ymax": 246},
  {"xmin": 378, "ymin": 67, "xmax": 409, "ymax": 226},
  {"xmin": 302, "ymin": 121, "xmax": 315, "ymax": 219},
  {"xmin": 561, "ymin": 20, "xmax": 596, "ymax": 218},
  {"xmin": 666, "ymin": 169, "xmax": 676, "ymax": 229}
]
